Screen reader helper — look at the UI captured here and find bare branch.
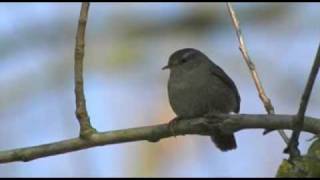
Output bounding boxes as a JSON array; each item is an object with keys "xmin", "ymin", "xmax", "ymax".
[
  {"xmin": 226, "ymin": 3, "xmax": 289, "ymax": 144},
  {"xmin": 74, "ymin": 2, "xmax": 96, "ymax": 137},
  {"xmin": 286, "ymin": 43, "xmax": 320, "ymax": 160},
  {"xmin": 0, "ymin": 114, "xmax": 319, "ymax": 164}
]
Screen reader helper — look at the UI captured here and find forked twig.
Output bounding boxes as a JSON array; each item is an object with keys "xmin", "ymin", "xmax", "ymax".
[
  {"xmin": 0, "ymin": 114, "xmax": 319, "ymax": 164},
  {"xmin": 226, "ymin": 2, "xmax": 289, "ymax": 144},
  {"xmin": 285, "ymin": 43, "xmax": 320, "ymax": 160},
  {"xmin": 74, "ymin": 2, "xmax": 96, "ymax": 138}
]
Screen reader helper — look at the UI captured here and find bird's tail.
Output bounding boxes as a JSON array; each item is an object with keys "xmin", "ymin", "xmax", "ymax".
[{"xmin": 210, "ymin": 131, "xmax": 237, "ymax": 151}]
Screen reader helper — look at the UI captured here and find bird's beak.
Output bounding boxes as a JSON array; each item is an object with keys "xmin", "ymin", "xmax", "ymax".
[{"xmin": 162, "ymin": 65, "xmax": 170, "ymax": 70}]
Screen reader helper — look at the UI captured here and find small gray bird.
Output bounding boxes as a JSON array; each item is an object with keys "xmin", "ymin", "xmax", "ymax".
[{"xmin": 163, "ymin": 48, "xmax": 241, "ymax": 151}]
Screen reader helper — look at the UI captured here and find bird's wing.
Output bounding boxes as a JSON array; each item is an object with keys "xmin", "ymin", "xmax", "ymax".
[{"xmin": 209, "ymin": 63, "xmax": 241, "ymax": 113}]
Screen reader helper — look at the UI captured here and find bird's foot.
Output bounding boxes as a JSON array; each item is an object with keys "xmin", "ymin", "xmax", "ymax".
[
  {"xmin": 168, "ymin": 116, "xmax": 183, "ymax": 137},
  {"xmin": 203, "ymin": 112, "xmax": 222, "ymax": 119}
]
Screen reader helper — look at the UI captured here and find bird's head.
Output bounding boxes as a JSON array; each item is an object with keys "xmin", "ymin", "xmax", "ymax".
[{"xmin": 162, "ymin": 48, "xmax": 208, "ymax": 71}]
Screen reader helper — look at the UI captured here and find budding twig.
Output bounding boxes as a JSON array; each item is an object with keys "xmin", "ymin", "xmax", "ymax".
[
  {"xmin": 74, "ymin": 2, "xmax": 96, "ymax": 138},
  {"xmin": 226, "ymin": 2, "xmax": 289, "ymax": 144}
]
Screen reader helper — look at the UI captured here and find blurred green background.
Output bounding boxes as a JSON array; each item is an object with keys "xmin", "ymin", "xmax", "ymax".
[{"xmin": 0, "ymin": 2, "xmax": 319, "ymax": 177}]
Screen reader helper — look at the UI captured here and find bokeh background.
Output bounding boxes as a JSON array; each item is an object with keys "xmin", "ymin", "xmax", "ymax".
[{"xmin": 0, "ymin": 2, "xmax": 319, "ymax": 177}]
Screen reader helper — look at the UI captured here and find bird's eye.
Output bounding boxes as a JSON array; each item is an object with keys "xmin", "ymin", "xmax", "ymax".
[{"xmin": 181, "ymin": 58, "xmax": 187, "ymax": 63}]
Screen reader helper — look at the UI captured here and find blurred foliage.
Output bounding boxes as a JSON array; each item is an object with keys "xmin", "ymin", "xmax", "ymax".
[
  {"xmin": 276, "ymin": 138, "xmax": 320, "ymax": 177},
  {"xmin": 108, "ymin": 3, "xmax": 293, "ymax": 39},
  {"xmin": 236, "ymin": 3, "xmax": 293, "ymax": 23},
  {"xmin": 104, "ymin": 41, "xmax": 145, "ymax": 70}
]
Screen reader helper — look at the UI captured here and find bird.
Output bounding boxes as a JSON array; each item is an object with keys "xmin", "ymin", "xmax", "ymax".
[{"xmin": 162, "ymin": 48, "xmax": 241, "ymax": 151}]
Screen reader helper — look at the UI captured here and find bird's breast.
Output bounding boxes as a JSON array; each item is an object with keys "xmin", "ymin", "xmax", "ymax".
[
  {"xmin": 168, "ymin": 71, "xmax": 209, "ymax": 117},
  {"xmin": 167, "ymin": 67, "xmax": 238, "ymax": 117}
]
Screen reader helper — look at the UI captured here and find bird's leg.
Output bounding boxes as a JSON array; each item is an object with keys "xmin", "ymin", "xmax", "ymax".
[
  {"xmin": 203, "ymin": 111, "xmax": 226, "ymax": 131},
  {"xmin": 168, "ymin": 116, "xmax": 183, "ymax": 137},
  {"xmin": 203, "ymin": 111, "xmax": 222, "ymax": 119}
]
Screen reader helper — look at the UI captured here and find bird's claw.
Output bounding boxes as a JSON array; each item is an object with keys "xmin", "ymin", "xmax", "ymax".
[{"xmin": 168, "ymin": 117, "xmax": 183, "ymax": 137}]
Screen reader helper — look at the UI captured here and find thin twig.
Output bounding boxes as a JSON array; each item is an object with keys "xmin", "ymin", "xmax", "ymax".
[
  {"xmin": 226, "ymin": 2, "xmax": 289, "ymax": 144},
  {"xmin": 74, "ymin": 2, "xmax": 96, "ymax": 138},
  {"xmin": 286, "ymin": 43, "xmax": 320, "ymax": 160},
  {"xmin": 0, "ymin": 114, "xmax": 319, "ymax": 164}
]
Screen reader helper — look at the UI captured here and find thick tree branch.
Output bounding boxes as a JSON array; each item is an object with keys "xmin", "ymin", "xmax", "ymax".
[
  {"xmin": 74, "ymin": 2, "xmax": 96, "ymax": 137},
  {"xmin": 286, "ymin": 43, "xmax": 320, "ymax": 160},
  {"xmin": 226, "ymin": 3, "xmax": 289, "ymax": 144},
  {"xmin": 0, "ymin": 114, "xmax": 319, "ymax": 164}
]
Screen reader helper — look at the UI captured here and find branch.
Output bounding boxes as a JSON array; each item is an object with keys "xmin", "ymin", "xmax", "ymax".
[
  {"xmin": 226, "ymin": 3, "xmax": 289, "ymax": 144},
  {"xmin": 0, "ymin": 114, "xmax": 319, "ymax": 164},
  {"xmin": 74, "ymin": 2, "xmax": 96, "ymax": 137},
  {"xmin": 286, "ymin": 43, "xmax": 320, "ymax": 160}
]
